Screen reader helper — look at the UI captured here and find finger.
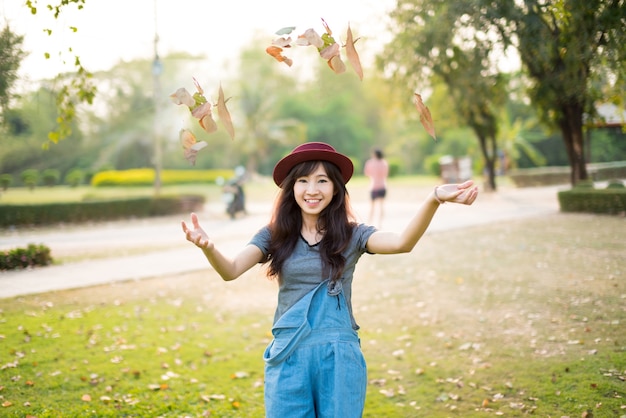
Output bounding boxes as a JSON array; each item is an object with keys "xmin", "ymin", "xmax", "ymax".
[
  {"xmin": 191, "ymin": 212, "xmax": 200, "ymax": 229},
  {"xmin": 458, "ymin": 180, "xmax": 474, "ymax": 190},
  {"xmin": 181, "ymin": 221, "xmax": 188, "ymax": 234}
]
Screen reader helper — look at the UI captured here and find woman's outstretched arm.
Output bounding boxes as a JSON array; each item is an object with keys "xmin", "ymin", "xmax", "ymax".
[
  {"xmin": 365, "ymin": 180, "xmax": 478, "ymax": 254},
  {"xmin": 182, "ymin": 213, "xmax": 263, "ymax": 281}
]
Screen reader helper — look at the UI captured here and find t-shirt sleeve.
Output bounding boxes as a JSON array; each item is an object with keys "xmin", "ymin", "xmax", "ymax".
[
  {"xmin": 355, "ymin": 223, "xmax": 377, "ymax": 253},
  {"xmin": 248, "ymin": 225, "xmax": 271, "ymax": 258}
]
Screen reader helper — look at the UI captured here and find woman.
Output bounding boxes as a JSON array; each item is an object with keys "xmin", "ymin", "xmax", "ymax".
[
  {"xmin": 364, "ymin": 147, "xmax": 389, "ymax": 228},
  {"xmin": 182, "ymin": 142, "xmax": 478, "ymax": 417}
]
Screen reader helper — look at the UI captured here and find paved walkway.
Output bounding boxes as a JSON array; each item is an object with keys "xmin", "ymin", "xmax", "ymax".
[{"xmin": 0, "ymin": 184, "xmax": 564, "ymax": 299}]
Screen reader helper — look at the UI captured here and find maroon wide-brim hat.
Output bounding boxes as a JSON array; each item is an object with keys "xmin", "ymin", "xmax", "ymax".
[{"xmin": 272, "ymin": 142, "xmax": 354, "ymax": 187}]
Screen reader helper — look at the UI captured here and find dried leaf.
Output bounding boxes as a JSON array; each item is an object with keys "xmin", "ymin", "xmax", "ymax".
[
  {"xmin": 328, "ymin": 54, "xmax": 346, "ymax": 74},
  {"xmin": 169, "ymin": 87, "xmax": 195, "ymax": 107},
  {"xmin": 81, "ymin": 394, "xmax": 92, "ymax": 402},
  {"xmin": 275, "ymin": 26, "xmax": 296, "ymax": 35},
  {"xmin": 319, "ymin": 42, "xmax": 340, "ymax": 61},
  {"xmin": 345, "ymin": 24, "xmax": 363, "ymax": 80},
  {"xmin": 413, "ymin": 92, "xmax": 437, "ymax": 140},
  {"xmin": 217, "ymin": 84, "xmax": 235, "ymax": 140},
  {"xmin": 265, "ymin": 46, "xmax": 293, "ymax": 66},
  {"xmin": 297, "ymin": 28, "xmax": 324, "ymax": 48},
  {"xmin": 271, "ymin": 37, "xmax": 293, "ymax": 48},
  {"xmin": 180, "ymin": 129, "xmax": 208, "ymax": 166},
  {"xmin": 321, "ymin": 18, "xmax": 332, "ymax": 36}
]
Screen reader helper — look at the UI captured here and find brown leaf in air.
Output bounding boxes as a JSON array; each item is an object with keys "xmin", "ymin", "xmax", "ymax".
[
  {"xmin": 266, "ymin": 46, "xmax": 293, "ymax": 67},
  {"xmin": 271, "ymin": 36, "xmax": 293, "ymax": 48},
  {"xmin": 217, "ymin": 84, "xmax": 235, "ymax": 140},
  {"xmin": 297, "ymin": 28, "xmax": 324, "ymax": 48},
  {"xmin": 328, "ymin": 54, "xmax": 346, "ymax": 74},
  {"xmin": 321, "ymin": 18, "xmax": 332, "ymax": 36},
  {"xmin": 169, "ymin": 87, "xmax": 195, "ymax": 107},
  {"xmin": 192, "ymin": 102, "xmax": 218, "ymax": 134},
  {"xmin": 413, "ymin": 92, "xmax": 437, "ymax": 140},
  {"xmin": 345, "ymin": 24, "xmax": 363, "ymax": 80},
  {"xmin": 319, "ymin": 42, "xmax": 340, "ymax": 61},
  {"xmin": 180, "ymin": 129, "xmax": 208, "ymax": 166}
]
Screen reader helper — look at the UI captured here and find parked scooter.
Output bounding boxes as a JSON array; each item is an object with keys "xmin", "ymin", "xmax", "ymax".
[{"xmin": 221, "ymin": 166, "xmax": 247, "ymax": 219}]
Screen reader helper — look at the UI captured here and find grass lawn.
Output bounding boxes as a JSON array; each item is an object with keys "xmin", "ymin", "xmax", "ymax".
[{"xmin": 0, "ymin": 189, "xmax": 624, "ymax": 416}]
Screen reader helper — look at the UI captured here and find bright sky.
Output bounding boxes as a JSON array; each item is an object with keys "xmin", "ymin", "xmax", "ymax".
[{"xmin": 2, "ymin": 0, "xmax": 396, "ymax": 84}]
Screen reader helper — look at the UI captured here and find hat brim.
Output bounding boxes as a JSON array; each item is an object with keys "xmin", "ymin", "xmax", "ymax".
[{"xmin": 273, "ymin": 149, "xmax": 354, "ymax": 187}]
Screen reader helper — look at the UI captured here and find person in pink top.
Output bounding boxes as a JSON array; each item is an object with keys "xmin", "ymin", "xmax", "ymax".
[{"xmin": 364, "ymin": 147, "xmax": 389, "ymax": 228}]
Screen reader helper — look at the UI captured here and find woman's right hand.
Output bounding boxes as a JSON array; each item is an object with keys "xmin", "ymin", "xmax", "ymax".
[{"xmin": 182, "ymin": 213, "xmax": 214, "ymax": 250}]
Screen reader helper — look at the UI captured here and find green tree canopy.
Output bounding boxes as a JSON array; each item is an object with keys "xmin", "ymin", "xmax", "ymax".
[
  {"xmin": 0, "ymin": 24, "xmax": 27, "ymax": 127},
  {"xmin": 383, "ymin": 0, "xmax": 626, "ymax": 186}
]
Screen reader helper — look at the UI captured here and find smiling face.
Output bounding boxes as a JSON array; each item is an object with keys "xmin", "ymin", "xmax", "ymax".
[{"xmin": 293, "ymin": 162, "xmax": 336, "ymax": 218}]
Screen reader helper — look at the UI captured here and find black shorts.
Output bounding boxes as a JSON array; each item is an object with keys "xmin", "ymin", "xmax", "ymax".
[{"xmin": 370, "ymin": 188, "xmax": 387, "ymax": 200}]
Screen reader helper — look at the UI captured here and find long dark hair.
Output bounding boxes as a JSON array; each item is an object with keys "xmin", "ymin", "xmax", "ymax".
[{"xmin": 265, "ymin": 160, "xmax": 356, "ymax": 283}]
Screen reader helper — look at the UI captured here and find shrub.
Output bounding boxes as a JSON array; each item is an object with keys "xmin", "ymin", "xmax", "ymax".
[
  {"xmin": 20, "ymin": 169, "xmax": 39, "ymax": 190},
  {"xmin": 0, "ymin": 173, "xmax": 13, "ymax": 190},
  {"xmin": 387, "ymin": 157, "xmax": 403, "ymax": 177},
  {"xmin": 0, "ymin": 195, "xmax": 206, "ymax": 227},
  {"xmin": 64, "ymin": 168, "xmax": 86, "ymax": 187},
  {"xmin": 91, "ymin": 168, "xmax": 234, "ymax": 187},
  {"xmin": 558, "ymin": 183, "xmax": 626, "ymax": 215},
  {"xmin": 42, "ymin": 168, "xmax": 61, "ymax": 187},
  {"xmin": 606, "ymin": 178, "xmax": 625, "ymax": 189},
  {"xmin": 0, "ymin": 243, "xmax": 53, "ymax": 271}
]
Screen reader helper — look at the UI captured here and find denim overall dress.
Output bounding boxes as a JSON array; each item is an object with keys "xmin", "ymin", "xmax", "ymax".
[{"xmin": 263, "ymin": 280, "xmax": 367, "ymax": 417}]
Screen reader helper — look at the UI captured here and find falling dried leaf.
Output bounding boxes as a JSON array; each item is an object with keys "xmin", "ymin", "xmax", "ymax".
[
  {"xmin": 169, "ymin": 87, "xmax": 195, "ymax": 108},
  {"xmin": 321, "ymin": 18, "xmax": 332, "ymax": 36},
  {"xmin": 180, "ymin": 129, "xmax": 208, "ymax": 166},
  {"xmin": 413, "ymin": 92, "xmax": 437, "ymax": 140},
  {"xmin": 345, "ymin": 24, "xmax": 363, "ymax": 80},
  {"xmin": 328, "ymin": 54, "xmax": 346, "ymax": 74},
  {"xmin": 297, "ymin": 28, "xmax": 324, "ymax": 48},
  {"xmin": 271, "ymin": 37, "xmax": 293, "ymax": 48},
  {"xmin": 191, "ymin": 102, "xmax": 218, "ymax": 134},
  {"xmin": 275, "ymin": 26, "xmax": 296, "ymax": 35},
  {"xmin": 217, "ymin": 84, "xmax": 235, "ymax": 140},
  {"xmin": 266, "ymin": 45, "xmax": 293, "ymax": 67},
  {"xmin": 320, "ymin": 42, "xmax": 340, "ymax": 61}
]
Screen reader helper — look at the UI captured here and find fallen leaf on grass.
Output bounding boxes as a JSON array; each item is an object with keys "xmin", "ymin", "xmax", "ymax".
[{"xmin": 81, "ymin": 394, "xmax": 91, "ymax": 402}]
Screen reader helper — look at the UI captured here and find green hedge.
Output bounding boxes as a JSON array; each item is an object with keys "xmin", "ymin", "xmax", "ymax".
[
  {"xmin": 0, "ymin": 195, "xmax": 205, "ymax": 227},
  {"xmin": 91, "ymin": 168, "xmax": 234, "ymax": 187},
  {"xmin": 1, "ymin": 243, "xmax": 52, "ymax": 271},
  {"xmin": 558, "ymin": 182, "xmax": 626, "ymax": 215}
]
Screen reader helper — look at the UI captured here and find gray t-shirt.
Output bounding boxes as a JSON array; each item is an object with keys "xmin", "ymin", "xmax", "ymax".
[{"xmin": 249, "ymin": 223, "xmax": 376, "ymax": 330}]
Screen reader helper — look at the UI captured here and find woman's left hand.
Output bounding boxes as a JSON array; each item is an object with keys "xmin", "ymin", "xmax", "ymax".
[{"xmin": 435, "ymin": 180, "xmax": 479, "ymax": 205}]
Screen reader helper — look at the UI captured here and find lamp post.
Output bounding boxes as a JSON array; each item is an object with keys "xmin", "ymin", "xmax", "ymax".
[{"xmin": 152, "ymin": 0, "xmax": 163, "ymax": 194}]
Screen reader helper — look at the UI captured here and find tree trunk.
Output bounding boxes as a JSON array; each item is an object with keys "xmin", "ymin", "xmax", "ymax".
[
  {"xmin": 478, "ymin": 134, "xmax": 497, "ymax": 191},
  {"xmin": 559, "ymin": 103, "xmax": 588, "ymax": 186}
]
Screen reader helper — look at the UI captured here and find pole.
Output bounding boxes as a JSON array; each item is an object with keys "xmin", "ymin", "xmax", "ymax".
[{"xmin": 152, "ymin": 0, "xmax": 163, "ymax": 194}]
